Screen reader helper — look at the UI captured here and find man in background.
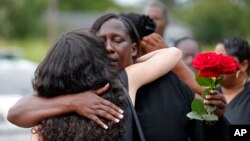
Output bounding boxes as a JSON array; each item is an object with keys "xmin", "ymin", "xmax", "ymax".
[
  {"xmin": 143, "ymin": 0, "xmax": 174, "ymax": 46},
  {"xmin": 175, "ymin": 37, "xmax": 201, "ymax": 72}
]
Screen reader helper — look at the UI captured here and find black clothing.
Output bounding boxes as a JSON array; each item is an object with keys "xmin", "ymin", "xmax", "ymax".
[
  {"xmin": 135, "ymin": 72, "xmax": 229, "ymax": 141},
  {"xmin": 119, "ymin": 70, "xmax": 144, "ymax": 141},
  {"xmin": 119, "ymin": 70, "xmax": 229, "ymax": 141},
  {"xmin": 220, "ymin": 81, "xmax": 250, "ymax": 124}
]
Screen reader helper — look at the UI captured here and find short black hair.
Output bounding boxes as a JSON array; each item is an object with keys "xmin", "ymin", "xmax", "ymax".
[
  {"xmin": 220, "ymin": 36, "xmax": 250, "ymax": 75},
  {"xmin": 120, "ymin": 13, "xmax": 156, "ymax": 39}
]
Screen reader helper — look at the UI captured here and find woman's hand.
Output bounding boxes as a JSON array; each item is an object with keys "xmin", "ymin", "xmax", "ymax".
[
  {"xmin": 8, "ymin": 84, "xmax": 123, "ymax": 129},
  {"xmin": 71, "ymin": 84, "xmax": 124, "ymax": 129},
  {"xmin": 141, "ymin": 33, "xmax": 168, "ymax": 54},
  {"xmin": 203, "ymin": 90, "xmax": 227, "ymax": 117}
]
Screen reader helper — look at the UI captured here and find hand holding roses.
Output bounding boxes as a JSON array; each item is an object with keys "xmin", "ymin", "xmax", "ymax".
[{"xmin": 187, "ymin": 52, "xmax": 239, "ymax": 122}]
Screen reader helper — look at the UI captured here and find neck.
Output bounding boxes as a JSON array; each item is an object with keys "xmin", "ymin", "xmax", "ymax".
[{"xmin": 221, "ymin": 74, "xmax": 247, "ymax": 103}]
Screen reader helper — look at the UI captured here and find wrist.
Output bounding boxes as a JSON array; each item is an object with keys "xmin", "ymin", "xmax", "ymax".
[{"xmin": 56, "ymin": 94, "xmax": 75, "ymax": 113}]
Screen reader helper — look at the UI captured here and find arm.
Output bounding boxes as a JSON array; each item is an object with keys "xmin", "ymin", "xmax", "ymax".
[
  {"xmin": 140, "ymin": 33, "xmax": 167, "ymax": 54},
  {"xmin": 125, "ymin": 48, "xmax": 182, "ymax": 104},
  {"xmin": 7, "ymin": 85, "xmax": 124, "ymax": 129},
  {"xmin": 141, "ymin": 33, "xmax": 203, "ymax": 95},
  {"xmin": 172, "ymin": 61, "xmax": 204, "ymax": 95}
]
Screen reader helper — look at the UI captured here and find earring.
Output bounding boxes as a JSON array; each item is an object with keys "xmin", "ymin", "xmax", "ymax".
[
  {"xmin": 242, "ymin": 79, "xmax": 246, "ymax": 86},
  {"xmin": 236, "ymin": 70, "xmax": 240, "ymax": 79}
]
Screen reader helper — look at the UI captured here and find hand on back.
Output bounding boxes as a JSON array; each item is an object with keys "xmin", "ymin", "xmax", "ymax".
[{"xmin": 71, "ymin": 84, "xmax": 124, "ymax": 129}]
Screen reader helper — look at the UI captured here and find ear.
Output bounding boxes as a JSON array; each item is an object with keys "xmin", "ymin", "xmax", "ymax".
[
  {"xmin": 239, "ymin": 59, "xmax": 249, "ymax": 72},
  {"xmin": 131, "ymin": 43, "xmax": 138, "ymax": 58}
]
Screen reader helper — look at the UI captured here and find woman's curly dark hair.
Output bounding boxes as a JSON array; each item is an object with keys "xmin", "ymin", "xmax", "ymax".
[
  {"xmin": 32, "ymin": 31, "xmax": 127, "ymax": 141},
  {"xmin": 120, "ymin": 13, "xmax": 156, "ymax": 39}
]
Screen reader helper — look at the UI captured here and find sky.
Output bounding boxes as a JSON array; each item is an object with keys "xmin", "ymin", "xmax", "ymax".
[{"xmin": 114, "ymin": 0, "xmax": 145, "ymax": 6}]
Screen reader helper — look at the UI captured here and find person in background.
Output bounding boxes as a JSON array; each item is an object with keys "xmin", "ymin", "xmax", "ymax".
[
  {"xmin": 143, "ymin": 0, "xmax": 174, "ymax": 46},
  {"xmin": 175, "ymin": 37, "xmax": 201, "ymax": 72},
  {"xmin": 215, "ymin": 36, "xmax": 250, "ymax": 125}
]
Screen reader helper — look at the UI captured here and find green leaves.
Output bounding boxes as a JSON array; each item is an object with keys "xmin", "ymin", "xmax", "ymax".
[
  {"xmin": 195, "ymin": 74, "xmax": 224, "ymax": 90},
  {"xmin": 187, "ymin": 111, "xmax": 203, "ymax": 120},
  {"xmin": 202, "ymin": 88, "xmax": 211, "ymax": 98},
  {"xmin": 186, "ymin": 112, "xmax": 218, "ymax": 121},
  {"xmin": 191, "ymin": 99, "xmax": 206, "ymax": 114},
  {"xmin": 187, "ymin": 73, "xmax": 223, "ymax": 122},
  {"xmin": 205, "ymin": 105, "xmax": 217, "ymax": 112},
  {"xmin": 195, "ymin": 73, "xmax": 213, "ymax": 87},
  {"xmin": 214, "ymin": 75, "xmax": 224, "ymax": 87},
  {"xmin": 187, "ymin": 97, "xmax": 218, "ymax": 121}
]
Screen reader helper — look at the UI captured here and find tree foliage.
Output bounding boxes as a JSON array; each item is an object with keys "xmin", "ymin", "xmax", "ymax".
[
  {"xmin": 59, "ymin": 0, "xmax": 121, "ymax": 12},
  {"xmin": 174, "ymin": 0, "xmax": 250, "ymax": 44},
  {"xmin": 0, "ymin": 0, "xmax": 47, "ymax": 39},
  {"xmin": 0, "ymin": 0, "xmax": 121, "ymax": 39}
]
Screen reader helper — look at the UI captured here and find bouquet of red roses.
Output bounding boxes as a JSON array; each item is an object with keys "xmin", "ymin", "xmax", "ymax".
[{"xmin": 187, "ymin": 52, "xmax": 239, "ymax": 121}]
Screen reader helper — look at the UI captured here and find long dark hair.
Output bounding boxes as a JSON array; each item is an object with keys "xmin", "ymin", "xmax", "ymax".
[{"xmin": 32, "ymin": 31, "xmax": 127, "ymax": 141}]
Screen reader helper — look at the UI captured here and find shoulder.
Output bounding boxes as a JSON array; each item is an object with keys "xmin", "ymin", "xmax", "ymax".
[
  {"xmin": 244, "ymin": 81, "xmax": 250, "ymax": 90},
  {"xmin": 238, "ymin": 81, "xmax": 250, "ymax": 98},
  {"xmin": 118, "ymin": 70, "xmax": 128, "ymax": 90}
]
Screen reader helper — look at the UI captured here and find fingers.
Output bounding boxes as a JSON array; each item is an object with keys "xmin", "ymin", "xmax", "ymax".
[
  {"xmin": 151, "ymin": 33, "xmax": 164, "ymax": 44},
  {"xmin": 72, "ymin": 92, "xmax": 124, "ymax": 129},
  {"xmin": 76, "ymin": 107, "xmax": 108, "ymax": 129},
  {"xmin": 206, "ymin": 91, "xmax": 227, "ymax": 105},
  {"xmin": 142, "ymin": 33, "xmax": 168, "ymax": 50},
  {"xmin": 100, "ymin": 99, "xmax": 124, "ymax": 114},
  {"xmin": 202, "ymin": 90, "xmax": 227, "ymax": 117},
  {"xmin": 97, "ymin": 104, "xmax": 124, "ymax": 120},
  {"xmin": 143, "ymin": 36, "xmax": 158, "ymax": 47},
  {"xmin": 95, "ymin": 109, "xmax": 121, "ymax": 123},
  {"xmin": 209, "ymin": 90, "xmax": 221, "ymax": 95},
  {"xmin": 88, "ymin": 115, "xmax": 108, "ymax": 129},
  {"xmin": 204, "ymin": 94, "xmax": 227, "ymax": 109},
  {"xmin": 204, "ymin": 99, "xmax": 226, "ymax": 109},
  {"xmin": 95, "ymin": 83, "xmax": 110, "ymax": 95}
]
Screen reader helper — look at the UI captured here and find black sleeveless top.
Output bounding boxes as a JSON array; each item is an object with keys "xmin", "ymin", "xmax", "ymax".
[{"xmin": 119, "ymin": 70, "xmax": 141, "ymax": 141}]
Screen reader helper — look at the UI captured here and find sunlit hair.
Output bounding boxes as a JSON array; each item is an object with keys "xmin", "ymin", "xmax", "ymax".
[
  {"xmin": 220, "ymin": 36, "xmax": 250, "ymax": 75},
  {"xmin": 32, "ymin": 31, "xmax": 127, "ymax": 141},
  {"xmin": 90, "ymin": 13, "xmax": 142, "ymax": 57}
]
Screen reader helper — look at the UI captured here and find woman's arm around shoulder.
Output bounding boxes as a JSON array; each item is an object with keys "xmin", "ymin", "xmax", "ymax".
[
  {"xmin": 7, "ymin": 85, "xmax": 123, "ymax": 129},
  {"xmin": 125, "ymin": 47, "xmax": 182, "ymax": 104}
]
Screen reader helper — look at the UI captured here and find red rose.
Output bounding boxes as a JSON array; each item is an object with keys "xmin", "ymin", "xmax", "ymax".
[
  {"xmin": 192, "ymin": 52, "xmax": 239, "ymax": 78},
  {"xmin": 220, "ymin": 55, "xmax": 239, "ymax": 74}
]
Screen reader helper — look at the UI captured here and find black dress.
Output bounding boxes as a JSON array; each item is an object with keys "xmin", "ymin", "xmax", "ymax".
[{"xmin": 134, "ymin": 72, "xmax": 229, "ymax": 141}]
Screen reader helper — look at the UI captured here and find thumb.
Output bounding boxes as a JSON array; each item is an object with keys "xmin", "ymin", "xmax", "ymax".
[{"xmin": 95, "ymin": 83, "xmax": 110, "ymax": 95}]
